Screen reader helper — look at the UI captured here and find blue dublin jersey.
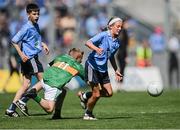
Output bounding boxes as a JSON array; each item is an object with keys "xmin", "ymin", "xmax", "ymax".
[
  {"xmin": 87, "ymin": 31, "xmax": 121, "ymax": 72},
  {"xmin": 12, "ymin": 21, "xmax": 42, "ymax": 59}
]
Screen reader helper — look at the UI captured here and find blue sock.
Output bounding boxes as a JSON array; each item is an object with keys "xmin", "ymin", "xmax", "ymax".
[
  {"xmin": 8, "ymin": 103, "xmax": 16, "ymax": 111},
  {"xmin": 21, "ymin": 97, "xmax": 30, "ymax": 103}
]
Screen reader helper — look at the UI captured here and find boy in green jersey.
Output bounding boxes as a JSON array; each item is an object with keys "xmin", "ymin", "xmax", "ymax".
[{"xmin": 21, "ymin": 48, "xmax": 84, "ymax": 117}]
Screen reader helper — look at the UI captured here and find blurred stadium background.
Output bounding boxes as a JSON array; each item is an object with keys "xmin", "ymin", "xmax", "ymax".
[
  {"xmin": 0, "ymin": 0, "xmax": 180, "ymax": 92},
  {"xmin": 0, "ymin": 0, "xmax": 180, "ymax": 129}
]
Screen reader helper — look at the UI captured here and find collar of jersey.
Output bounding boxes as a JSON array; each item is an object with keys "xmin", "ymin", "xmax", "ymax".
[{"xmin": 107, "ymin": 30, "xmax": 118, "ymax": 42}]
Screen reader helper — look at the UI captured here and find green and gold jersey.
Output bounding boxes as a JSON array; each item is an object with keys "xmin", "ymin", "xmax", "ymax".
[{"xmin": 43, "ymin": 54, "xmax": 84, "ymax": 89}]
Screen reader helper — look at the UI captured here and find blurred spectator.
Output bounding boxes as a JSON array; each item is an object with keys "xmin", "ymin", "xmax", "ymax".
[
  {"xmin": 2, "ymin": 45, "xmax": 21, "ymax": 92},
  {"xmin": 148, "ymin": 26, "xmax": 166, "ymax": 84},
  {"xmin": 149, "ymin": 26, "xmax": 165, "ymax": 53},
  {"xmin": 116, "ymin": 19, "xmax": 129, "ymax": 83},
  {"xmin": 0, "ymin": 9, "xmax": 10, "ymax": 68},
  {"xmin": 60, "ymin": 12, "xmax": 77, "ymax": 47},
  {"xmin": 96, "ymin": 0, "xmax": 111, "ymax": 11},
  {"xmin": 85, "ymin": 13, "xmax": 100, "ymax": 38},
  {"xmin": 8, "ymin": 45, "xmax": 21, "ymax": 75},
  {"xmin": 167, "ymin": 34, "xmax": 180, "ymax": 88},
  {"xmin": 136, "ymin": 39, "xmax": 152, "ymax": 67},
  {"xmin": 62, "ymin": 0, "xmax": 76, "ymax": 12},
  {"xmin": 38, "ymin": 6, "xmax": 50, "ymax": 40},
  {"xmin": 97, "ymin": 11, "xmax": 108, "ymax": 30},
  {"xmin": 0, "ymin": 0, "xmax": 10, "ymax": 8}
]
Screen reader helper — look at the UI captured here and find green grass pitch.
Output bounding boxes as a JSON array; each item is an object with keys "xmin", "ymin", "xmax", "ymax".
[{"xmin": 0, "ymin": 89, "xmax": 180, "ymax": 129}]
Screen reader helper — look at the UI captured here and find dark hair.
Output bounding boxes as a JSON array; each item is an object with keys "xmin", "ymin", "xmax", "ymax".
[{"xmin": 26, "ymin": 3, "xmax": 39, "ymax": 13}]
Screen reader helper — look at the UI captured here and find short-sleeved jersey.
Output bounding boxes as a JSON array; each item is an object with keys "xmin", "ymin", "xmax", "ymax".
[
  {"xmin": 11, "ymin": 21, "xmax": 42, "ymax": 59},
  {"xmin": 43, "ymin": 54, "xmax": 84, "ymax": 89},
  {"xmin": 87, "ymin": 30, "xmax": 121, "ymax": 72}
]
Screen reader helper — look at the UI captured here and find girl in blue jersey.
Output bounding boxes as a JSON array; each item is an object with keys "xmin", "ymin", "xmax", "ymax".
[
  {"xmin": 5, "ymin": 3, "xmax": 49, "ymax": 117},
  {"xmin": 78, "ymin": 16, "xmax": 123, "ymax": 120}
]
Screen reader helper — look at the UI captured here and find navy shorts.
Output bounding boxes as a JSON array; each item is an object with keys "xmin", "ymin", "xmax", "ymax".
[
  {"xmin": 21, "ymin": 55, "xmax": 44, "ymax": 76},
  {"xmin": 85, "ymin": 61, "xmax": 110, "ymax": 84}
]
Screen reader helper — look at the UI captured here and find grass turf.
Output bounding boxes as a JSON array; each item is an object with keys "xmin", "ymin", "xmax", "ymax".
[{"xmin": 0, "ymin": 89, "xmax": 180, "ymax": 129}]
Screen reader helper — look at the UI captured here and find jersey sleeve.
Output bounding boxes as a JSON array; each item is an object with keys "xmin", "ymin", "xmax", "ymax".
[
  {"xmin": 11, "ymin": 26, "xmax": 27, "ymax": 44},
  {"xmin": 89, "ymin": 31, "xmax": 105, "ymax": 46}
]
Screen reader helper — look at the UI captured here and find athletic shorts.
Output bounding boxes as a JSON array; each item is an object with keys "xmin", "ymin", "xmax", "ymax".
[
  {"xmin": 85, "ymin": 61, "xmax": 110, "ymax": 84},
  {"xmin": 21, "ymin": 55, "xmax": 44, "ymax": 76},
  {"xmin": 41, "ymin": 79, "xmax": 62, "ymax": 101}
]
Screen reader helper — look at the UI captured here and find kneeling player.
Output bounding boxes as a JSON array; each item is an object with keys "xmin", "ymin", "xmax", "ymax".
[{"xmin": 16, "ymin": 48, "xmax": 84, "ymax": 118}]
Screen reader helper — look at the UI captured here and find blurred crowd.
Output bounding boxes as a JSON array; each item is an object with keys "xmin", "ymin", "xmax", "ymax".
[
  {"xmin": 0, "ymin": 0, "xmax": 112, "ymax": 69},
  {"xmin": 0, "ymin": 0, "xmax": 179, "ymax": 88}
]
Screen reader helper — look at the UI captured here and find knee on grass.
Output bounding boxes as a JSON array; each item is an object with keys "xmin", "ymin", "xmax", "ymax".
[{"xmin": 45, "ymin": 107, "xmax": 54, "ymax": 114}]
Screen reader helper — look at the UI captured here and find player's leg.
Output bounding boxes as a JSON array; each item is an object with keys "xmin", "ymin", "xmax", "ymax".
[
  {"xmin": 38, "ymin": 98, "xmax": 56, "ymax": 113},
  {"xmin": 16, "ymin": 57, "xmax": 44, "ymax": 116},
  {"xmin": 5, "ymin": 74, "xmax": 31, "ymax": 117},
  {"xmin": 77, "ymin": 91, "xmax": 92, "ymax": 109},
  {"xmin": 82, "ymin": 62, "xmax": 100, "ymax": 120},
  {"xmin": 82, "ymin": 83, "xmax": 112, "ymax": 120},
  {"xmin": 85, "ymin": 83, "xmax": 100, "ymax": 111},
  {"xmin": 52, "ymin": 88, "xmax": 67, "ymax": 119},
  {"xmin": 82, "ymin": 82, "xmax": 101, "ymax": 120},
  {"xmin": 22, "ymin": 57, "xmax": 43, "ymax": 104},
  {"xmin": 52, "ymin": 75, "xmax": 88, "ymax": 119},
  {"xmin": 64, "ymin": 75, "xmax": 90, "ymax": 109},
  {"xmin": 100, "ymin": 83, "xmax": 113, "ymax": 97},
  {"xmin": 24, "ymin": 80, "xmax": 62, "ymax": 113},
  {"xmin": 16, "ymin": 81, "xmax": 43, "ymax": 116},
  {"xmin": 25, "ymin": 87, "xmax": 56, "ymax": 113}
]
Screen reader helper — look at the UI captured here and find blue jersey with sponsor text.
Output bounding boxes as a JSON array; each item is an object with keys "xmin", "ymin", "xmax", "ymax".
[
  {"xmin": 87, "ymin": 31, "xmax": 121, "ymax": 72},
  {"xmin": 12, "ymin": 21, "xmax": 42, "ymax": 59}
]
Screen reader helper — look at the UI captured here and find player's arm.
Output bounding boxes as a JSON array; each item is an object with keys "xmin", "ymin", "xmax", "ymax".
[
  {"xmin": 48, "ymin": 60, "xmax": 54, "ymax": 67},
  {"xmin": 85, "ymin": 32, "xmax": 106, "ymax": 55},
  {"xmin": 109, "ymin": 56, "xmax": 123, "ymax": 82},
  {"xmin": 11, "ymin": 26, "xmax": 28, "ymax": 62},
  {"xmin": 42, "ymin": 42, "xmax": 49, "ymax": 55},
  {"xmin": 73, "ymin": 62, "xmax": 85, "ymax": 80},
  {"xmin": 48, "ymin": 54, "xmax": 64, "ymax": 66},
  {"xmin": 10, "ymin": 55, "xmax": 17, "ymax": 68},
  {"xmin": 85, "ymin": 41, "xmax": 103, "ymax": 55},
  {"xmin": 12, "ymin": 42, "xmax": 28, "ymax": 62},
  {"xmin": 77, "ymin": 65, "xmax": 85, "ymax": 80}
]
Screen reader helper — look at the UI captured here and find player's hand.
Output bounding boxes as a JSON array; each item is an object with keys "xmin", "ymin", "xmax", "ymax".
[
  {"xmin": 96, "ymin": 48, "xmax": 103, "ymax": 55},
  {"xmin": 21, "ymin": 53, "xmax": 29, "ymax": 62},
  {"xmin": 115, "ymin": 70, "xmax": 123, "ymax": 82},
  {"xmin": 42, "ymin": 43, "xmax": 49, "ymax": 55},
  {"xmin": 44, "ymin": 46, "xmax": 49, "ymax": 55}
]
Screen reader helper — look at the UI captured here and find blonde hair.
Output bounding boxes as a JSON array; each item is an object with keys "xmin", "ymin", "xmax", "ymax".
[
  {"xmin": 107, "ymin": 16, "xmax": 122, "ymax": 29},
  {"xmin": 68, "ymin": 48, "xmax": 84, "ymax": 56}
]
